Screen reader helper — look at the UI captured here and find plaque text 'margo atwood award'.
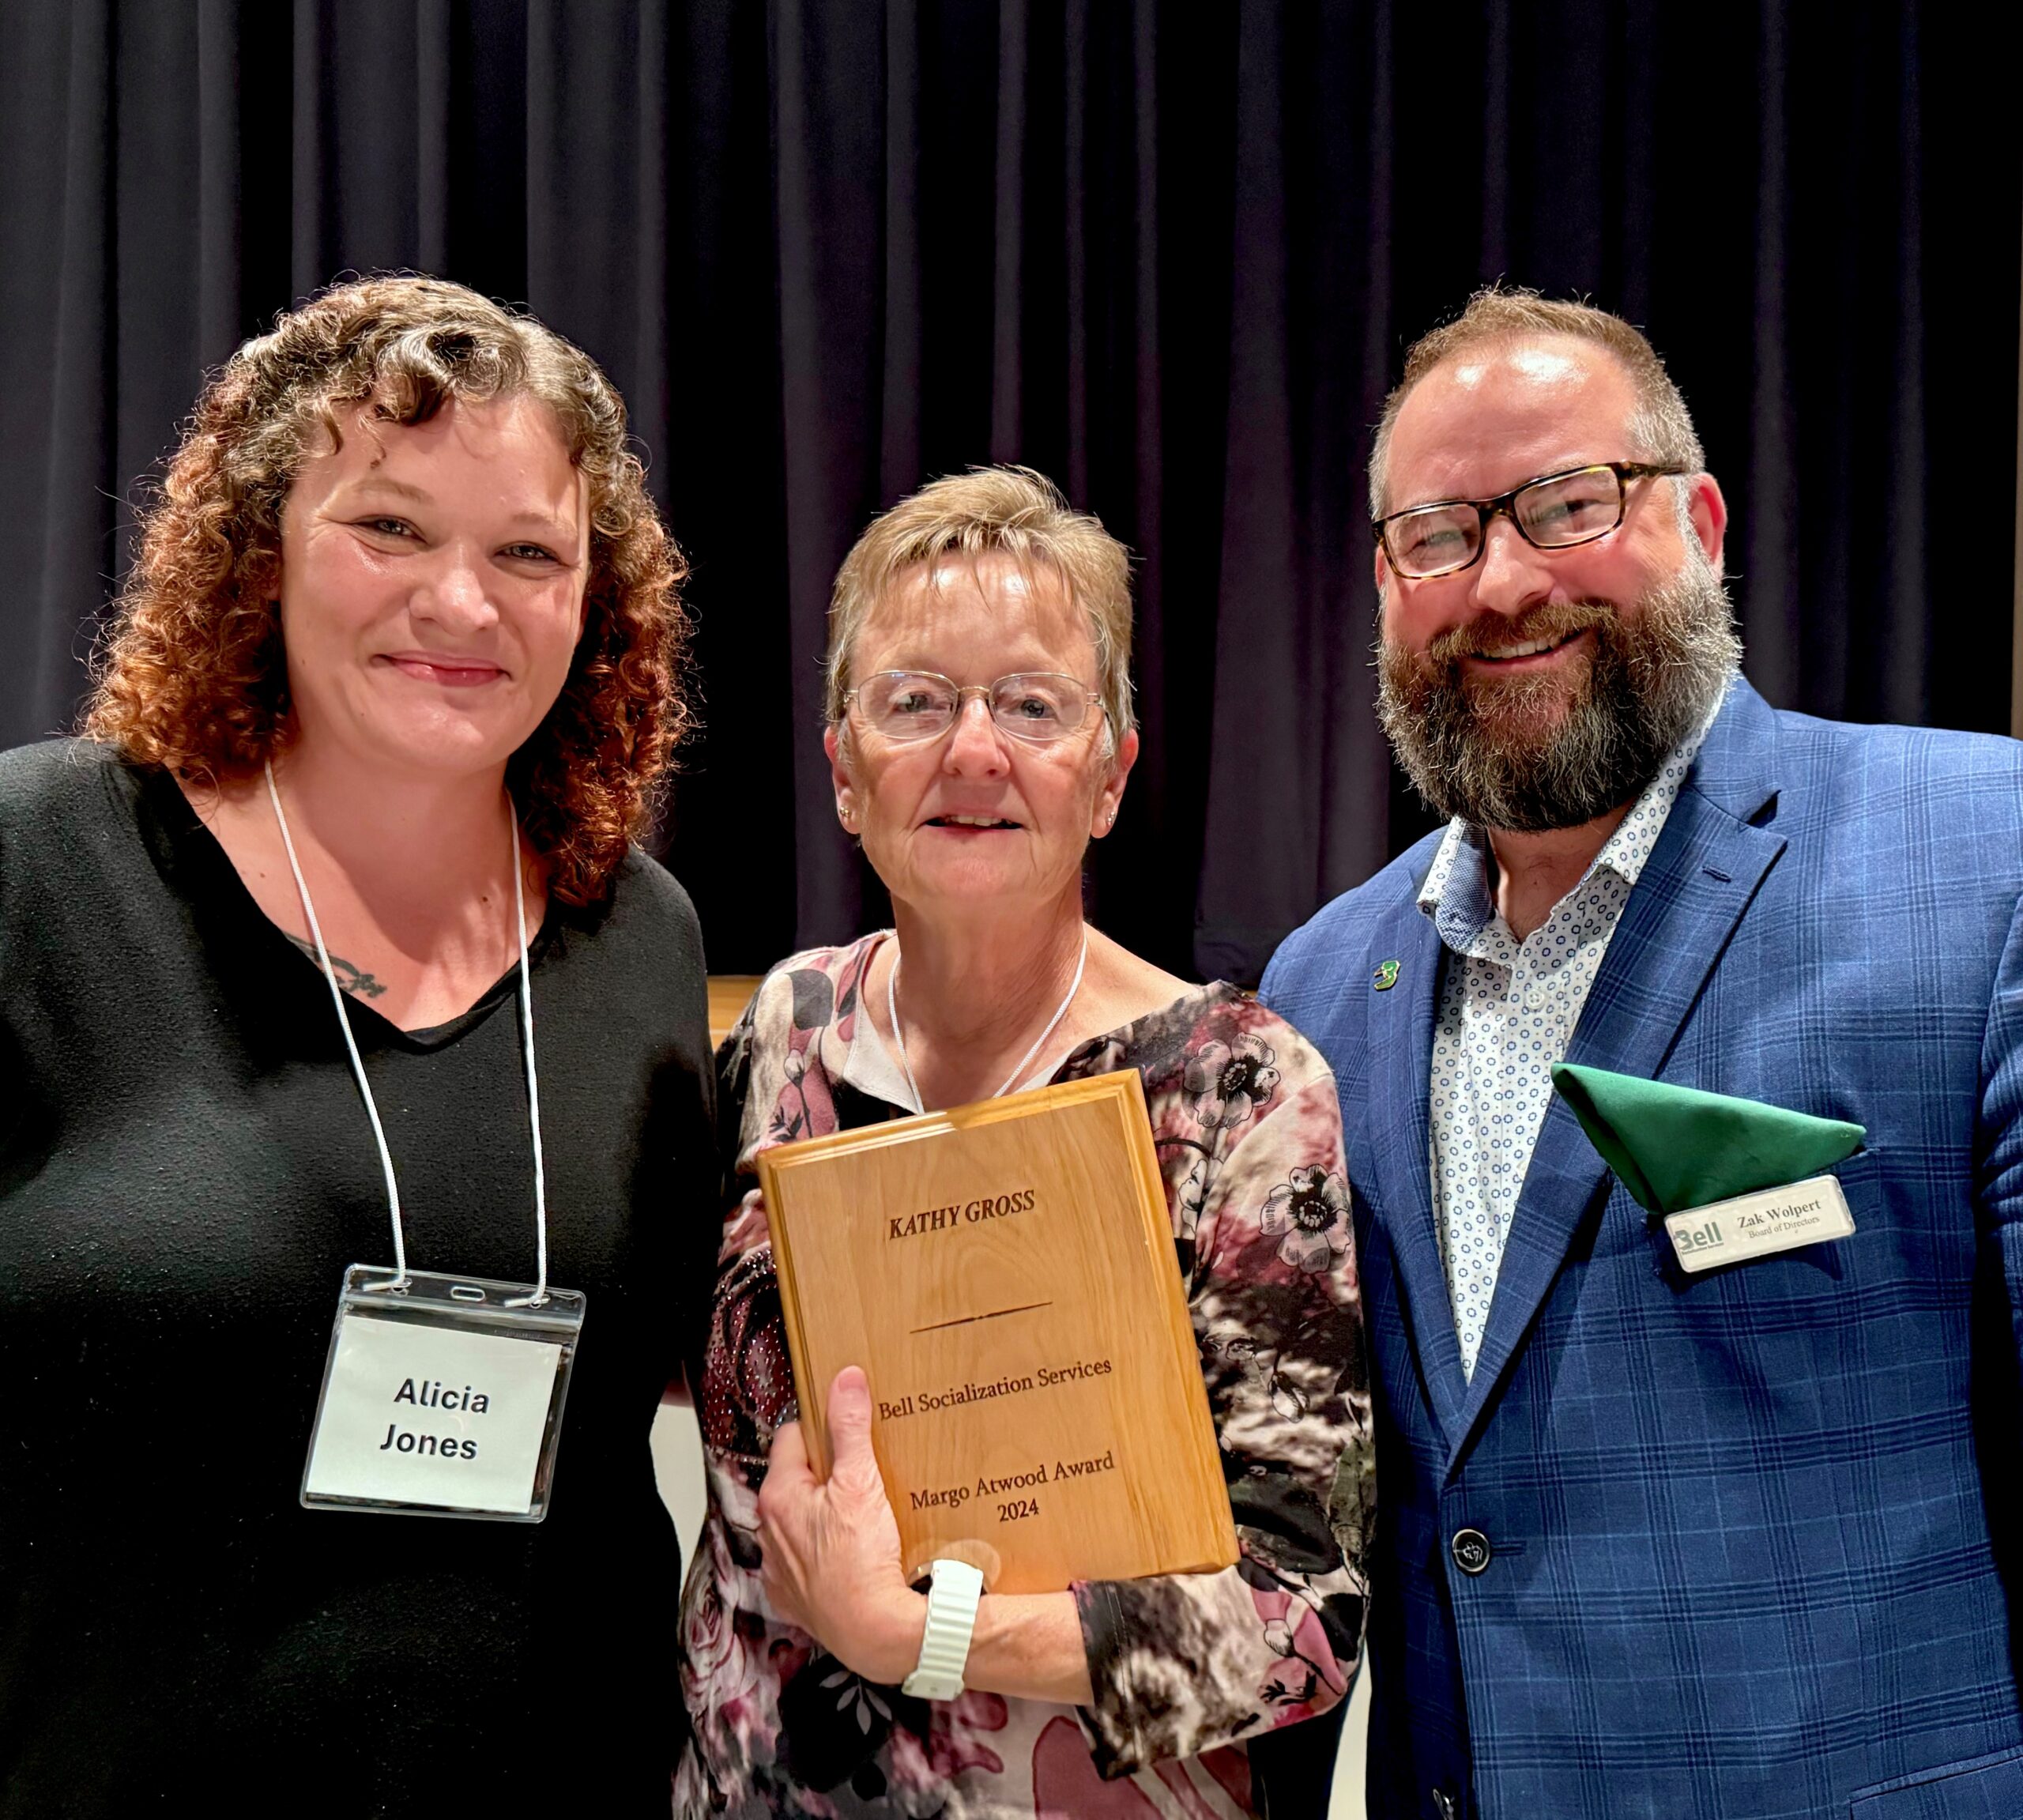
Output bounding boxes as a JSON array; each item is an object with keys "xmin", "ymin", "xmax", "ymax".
[{"xmin": 759, "ymin": 1069, "xmax": 1238, "ymax": 1596}]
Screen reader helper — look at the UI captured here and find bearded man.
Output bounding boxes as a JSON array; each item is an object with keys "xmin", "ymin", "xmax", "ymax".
[{"xmin": 1262, "ymin": 291, "xmax": 2023, "ymax": 1820}]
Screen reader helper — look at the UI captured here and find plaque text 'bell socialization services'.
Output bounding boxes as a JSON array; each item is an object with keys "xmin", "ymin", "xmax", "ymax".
[{"xmin": 759, "ymin": 1069, "xmax": 1238, "ymax": 1595}]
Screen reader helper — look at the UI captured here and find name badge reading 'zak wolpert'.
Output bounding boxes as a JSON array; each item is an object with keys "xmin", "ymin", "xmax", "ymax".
[
  {"xmin": 759, "ymin": 1070, "xmax": 1238, "ymax": 1596},
  {"xmin": 1664, "ymin": 1174, "xmax": 1858, "ymax": 1272}
]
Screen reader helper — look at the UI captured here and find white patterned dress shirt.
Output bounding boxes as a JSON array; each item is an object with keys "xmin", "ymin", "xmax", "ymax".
[{"xmin": 1420, "ymin": 710, "xmax": 1717, "ymax": 1377}]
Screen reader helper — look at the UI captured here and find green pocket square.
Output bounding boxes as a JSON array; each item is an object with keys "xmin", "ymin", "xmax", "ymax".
[{"xmin": 1550, "ymin": 1062, "xmax": 1866, "ymax": 1215}]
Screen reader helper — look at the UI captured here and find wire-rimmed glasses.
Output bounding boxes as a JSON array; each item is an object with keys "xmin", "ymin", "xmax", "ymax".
[{"xmin": 842, "ymin": 670, "xmax": 1104, "ymax": 744}]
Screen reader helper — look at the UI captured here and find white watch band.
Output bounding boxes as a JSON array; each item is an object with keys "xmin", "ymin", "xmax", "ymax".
[{"xmin": 900, "ymin": 1558, "xmax": 985, "ymax": 1701}]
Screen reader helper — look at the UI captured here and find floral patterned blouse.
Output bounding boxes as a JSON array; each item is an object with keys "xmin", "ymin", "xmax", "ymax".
[{"xmin": 676, "ymin": 936, "xmax": 1373, "ymax": 1818}]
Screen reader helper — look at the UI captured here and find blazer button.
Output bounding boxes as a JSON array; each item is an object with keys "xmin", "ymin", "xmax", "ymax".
[
  {"xmin": 1433, "ymin": 1790, "xmax": 1460, "ymax": 1820},
  {"xmin": 1450, "ymin": 1528, "xmax": 1492, "ymax": 1575}
]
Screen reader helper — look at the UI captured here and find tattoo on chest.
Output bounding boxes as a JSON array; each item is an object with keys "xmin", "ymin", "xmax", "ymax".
[{"xmin": 286, "ymin": 934, "xmax": 390, "ymax": 1000}]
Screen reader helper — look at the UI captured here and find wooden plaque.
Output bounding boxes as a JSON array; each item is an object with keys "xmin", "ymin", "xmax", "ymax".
[{"xmin": 759, "ymin": 1068, "xmax": 1238, "ymax": 1596}]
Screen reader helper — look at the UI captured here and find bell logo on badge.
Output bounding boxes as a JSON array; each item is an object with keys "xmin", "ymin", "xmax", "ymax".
[{"xmin": 1662, "ymin": 1175, "xmax": 1857, "ymax": 1275}]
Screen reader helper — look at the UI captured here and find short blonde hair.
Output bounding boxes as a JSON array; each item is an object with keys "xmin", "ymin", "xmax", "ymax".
[
  {"xmin": 823, "ymin": 467, "xmax": 1135, "ymax": 744},
  {"xmin": 1369, "ymin": 287, "xmax": 1705, "ymax": 516}
]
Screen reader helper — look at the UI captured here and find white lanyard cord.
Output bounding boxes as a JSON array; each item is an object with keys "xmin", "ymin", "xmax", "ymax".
[
  {"xmin": 264, "ymin": 762, "xmax": 550, "ymax": 1307},
  {"xmin": 510, "ymin": 814, "xmax": 549, "ymax": 1306},
  {"xmin": 886, "ymin": 928, "xmax": 1088, "ymax": 1116}
]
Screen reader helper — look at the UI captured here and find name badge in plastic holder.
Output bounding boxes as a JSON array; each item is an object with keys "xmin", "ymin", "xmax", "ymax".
[{"xmin": 302, "ymin": 1266, "xmax": 586, "ymax": 1522}]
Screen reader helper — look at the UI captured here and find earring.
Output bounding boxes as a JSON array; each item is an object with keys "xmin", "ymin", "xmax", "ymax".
[{"xmin": 837, "ymin": 801, "xmax": 855, "ymax": 827}]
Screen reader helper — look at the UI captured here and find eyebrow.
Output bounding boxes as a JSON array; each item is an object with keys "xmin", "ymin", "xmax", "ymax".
[
  {"xmin": 348, "ymin": 477, "xmax": 432, "ymax": 503},
  {"xmin": 870, "ymin": 646, "xmax": 1068, "ymax": 669}
]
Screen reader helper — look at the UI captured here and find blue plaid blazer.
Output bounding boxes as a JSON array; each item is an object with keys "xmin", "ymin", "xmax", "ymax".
[{"xmin": 1261, "ymin": 680, "xmax": 2023, "ymax": 1820}]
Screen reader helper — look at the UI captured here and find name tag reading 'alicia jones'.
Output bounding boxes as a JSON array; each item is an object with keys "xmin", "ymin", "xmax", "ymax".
[
  {"xmin": 1663, "ymin": 1174, "xmax": 1857, "ymax": 1274},
  {"xmin": 301, "ymin": 1268, "xmax": 584, "ymax": 1521}
]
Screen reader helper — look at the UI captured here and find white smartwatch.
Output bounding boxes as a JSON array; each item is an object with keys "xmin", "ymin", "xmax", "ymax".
[{"xmin": 900, "ymin": 1558, "xmax": 985, "ymax": 1701}]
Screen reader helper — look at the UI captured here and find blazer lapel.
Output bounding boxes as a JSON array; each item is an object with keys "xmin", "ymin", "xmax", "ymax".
[
  {"xmin": 1358, "ymin": 883, "xmax": 1472, "ymax": 1449},
  {"xmin": 1450, "ymin": 684, "xmax": 1790, "ymax": 1460}
]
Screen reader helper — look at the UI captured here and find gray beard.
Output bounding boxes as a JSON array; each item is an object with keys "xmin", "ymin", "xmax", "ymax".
[{"xmin": 1375, "ymin": 563, "xmax": 1742, "ymax": 834}]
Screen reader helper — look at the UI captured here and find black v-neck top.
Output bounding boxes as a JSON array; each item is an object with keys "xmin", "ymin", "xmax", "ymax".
[{"xmin": 0, "ymin": 740, "xmax": 715, "ymax": 1816}]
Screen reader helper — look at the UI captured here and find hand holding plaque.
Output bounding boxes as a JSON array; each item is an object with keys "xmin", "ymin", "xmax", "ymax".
[
  {"xmin": 756, "ymin": 1366, "xmax": 929, "ymax": 1687},
  {"xmin": 759, "ymin": 1068, "xmax": 1238, "ymax": 1596}
]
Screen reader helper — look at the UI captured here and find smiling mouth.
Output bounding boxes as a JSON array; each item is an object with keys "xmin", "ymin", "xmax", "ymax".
[
  {"xmin": 379, "ymin": 654, "xmax": 507, "ymax": 686},
  {"xmin": 1467, "ymin": 628, "xmax": 1588, "ymax": 664},
  {"xmin": 926, "ymin": 814, "xmax": 1023, "ymax": 830}
]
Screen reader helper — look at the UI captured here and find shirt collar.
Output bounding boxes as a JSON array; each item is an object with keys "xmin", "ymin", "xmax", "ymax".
[
  {"xmin": 830, "ymin": 931, "xmax": 920, "ymax": 1110},
  {"xmin": 1415, "ymin": 688, "xmax": 1726, "ymax": 952}
]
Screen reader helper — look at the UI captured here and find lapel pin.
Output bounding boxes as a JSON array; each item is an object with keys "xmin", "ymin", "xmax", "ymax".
[{"xmin": 1373, "ymin": 959, "xmax": 1400, "ymax": 992}]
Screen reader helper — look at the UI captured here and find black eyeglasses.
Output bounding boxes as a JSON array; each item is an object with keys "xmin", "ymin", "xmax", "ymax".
[{"xmin": 1373, "ymin": 462, "xmax": 1687, "ymax": 580}]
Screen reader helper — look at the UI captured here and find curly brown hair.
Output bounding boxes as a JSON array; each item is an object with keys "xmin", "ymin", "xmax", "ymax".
[{"xmin": 83, "ymin": 273, "xmax": 692, "ymax": 906}]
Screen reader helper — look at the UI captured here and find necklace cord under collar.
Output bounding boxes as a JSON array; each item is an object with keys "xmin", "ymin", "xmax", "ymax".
[{"xmin": 886, "ymin": 929, "xmax": 1089, "ymax": 1116}]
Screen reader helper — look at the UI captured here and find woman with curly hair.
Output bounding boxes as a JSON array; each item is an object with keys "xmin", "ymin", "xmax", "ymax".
[
  {"xmin": 0, "ymin": 276, "xmax": 713, "ymax": 1814},
  {"xmin": 678, "ymin": 467, "xmax": 1372, "ymax": 1818}
]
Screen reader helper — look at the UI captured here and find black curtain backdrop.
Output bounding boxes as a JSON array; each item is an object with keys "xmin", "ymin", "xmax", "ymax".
[{"xmin": 2, "ymin": 2, "xmax": 2014, "ymax": 983}]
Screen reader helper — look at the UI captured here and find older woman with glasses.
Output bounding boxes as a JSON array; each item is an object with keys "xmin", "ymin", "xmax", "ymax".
[{"xmin": 677, "ymin": 467, "xmax": 1372, "ymax": 1817}]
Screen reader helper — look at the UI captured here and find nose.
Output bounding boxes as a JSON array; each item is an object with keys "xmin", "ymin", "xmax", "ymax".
[
  {"xmin": 413, "ymin": 544, "xmax": 499, "ymax": 634},
  {"xmin": 940, "ymin": 693, "xmax": 1011, "ymax": 776},
  {"xmin": 1468, "ymin": 514, "xmax": 1555, "ymax": 618}
]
